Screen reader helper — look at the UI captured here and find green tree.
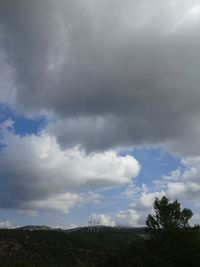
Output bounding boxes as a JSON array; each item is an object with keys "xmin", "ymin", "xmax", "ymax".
[{"xmin": 146, "ymin": 196, "xmax": 193, "ymax": 233}]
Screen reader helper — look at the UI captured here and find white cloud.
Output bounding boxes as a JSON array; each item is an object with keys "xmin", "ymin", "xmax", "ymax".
[
  {"xmin": 120, "ymin": 156, "xmax": 200, "ymax": 227},
  {"xmin": 139, "ymin": 191, "xmax": 165, "ymax": 208},
  {"xmin": 133, "ymin": 157, "xmax": 200, "ymax": 224},
  {"xmin": 79, "ymin": 192, "xmax": 101, "ymax": 205},
  {"xmin": 90, "ymin": 209, "xmax": 141, "ymax": 228},
  {"xmin": 162, "ymin": 169, "xmax": 182, "ymax": 181},
  {"xmin": 0, "ymin": 127, "xmax": 140, "ymax": 213},
  {"xmin": 27, "ymin": 192, "xmax": 80, "ymax": 214},
  {"xmin": 116, "ymin": 209, "xmax": 140, "ymax": 227},
  {"xmin": 0, "ymin": 220, "xmax": 13, "ymax": 229},
  {"xmin": 161, "ymin": 158, "xmax": 200, "ymax": 204},
  {"xmin": 167, "ymin": 182, "xmax": 186, "ymax": 198},
  {"xmin": 190, "ymin": 213, "xmax": 200, "ymax": 226},
  {"xmin": 90, "ymin": 213, "xmax": 115, "ymax": 227},
  {"xmin": 19, "ymin": 192, "xmax": 100, "ymax": 216}
]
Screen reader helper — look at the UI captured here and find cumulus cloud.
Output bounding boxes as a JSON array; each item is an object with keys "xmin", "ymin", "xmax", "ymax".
[
  {"xmin": 116, "ymin": 209, "xmax": 140, "ymax": 227},
  {"xmin": 120, "ymin": 156, "xmax": 200, "ymax": 226},
  {"xmin": 133, "ymin": 157, "xmax": 200, "ymax": 223},
  {"xmin": 125, "ymin": 190, "xmax": 166, "ymax": 225},
  {"xmin": 0, "ymin": 126, "xmax": 140, "ymax": 212},
  {"xmin": 90, "ymin": 210, "xmax": 140, "ymax": 227},
  {"xmin": 164, "ymin": 158, "xmax": 200, "ymax": 204},
  {"xmin": 190, "ymin": 214, "xmax": 200, "ymax": 226},
  {"xmin": 26, "ymin": 193, "xmax": 80, "ymax": 214},
  {"xmin": 138, "ymin": 191, "xmax": 165, "ymax": 209},
  {"xmin": 0, "ymin": 220, "xmax": 13, "ymax": 229},
  {"xmin": 0, "ymin": 0, "xmax": 200, "ymax": 155},
  {"xmin": 90, "ymin": 213, "xmax": 115, "ymax": 227}
]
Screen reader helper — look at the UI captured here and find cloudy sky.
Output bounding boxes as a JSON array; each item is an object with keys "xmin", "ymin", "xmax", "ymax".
[{"xmin": 0, "ymin": 0, "xmax": 200, "ymax": 228}]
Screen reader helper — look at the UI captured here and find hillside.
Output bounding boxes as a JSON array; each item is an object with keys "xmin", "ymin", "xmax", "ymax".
[
  {"xmin": 16, "ymin": 225, "xmax": 52, "ymax": 231},
  {"xmin": 0, "ymin": 226, "xmax": 199, "ymax": 267},
  {"xmin": 0, "ymin": 227, "xmax": 143, "ymax": 267}
]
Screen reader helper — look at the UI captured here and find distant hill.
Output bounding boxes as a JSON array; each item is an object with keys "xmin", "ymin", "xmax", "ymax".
[
  {"xmin": 16, "ymin": 225, "xmax": 52, "ymax": 231},
  {"xmin": 62, "ymin": 225, "xmax": 146, "ymax": 236},
  {"xmin": 15, "ymin": 225, "xmax": 146, "ymax": 234}
]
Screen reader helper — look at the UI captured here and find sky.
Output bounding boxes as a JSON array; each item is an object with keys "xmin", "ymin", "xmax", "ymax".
[{"xmin": 0, "ymin": 0, "xmax": 200, "ymax": 228}]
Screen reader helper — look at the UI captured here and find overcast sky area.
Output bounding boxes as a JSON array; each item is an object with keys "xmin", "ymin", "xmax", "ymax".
[{"xmin": 0, "ymin": 0, "xmax": 200, "ymax": 228}]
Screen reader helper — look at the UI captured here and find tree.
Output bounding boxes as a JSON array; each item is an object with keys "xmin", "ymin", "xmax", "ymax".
[
  {"xmin": 145, "ymin": 197, "xmax": 200, "ymax": 267},
  {"xmin": 146, "ymin": 196, "xmax": 193, "ymax": 233}
]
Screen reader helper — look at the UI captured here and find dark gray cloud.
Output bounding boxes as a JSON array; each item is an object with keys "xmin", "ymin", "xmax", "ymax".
[{"xmin": 0, "ymin": 0, "xmax": 200, "ymax": 155}]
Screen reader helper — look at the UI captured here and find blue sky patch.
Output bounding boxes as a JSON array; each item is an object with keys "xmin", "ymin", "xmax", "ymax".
[{"xmin": 0, "ymin": 103, "xmax": 47, "ymax": 136}]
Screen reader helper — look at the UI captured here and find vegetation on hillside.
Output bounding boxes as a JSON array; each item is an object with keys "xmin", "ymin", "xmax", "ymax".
[
  {"xmin": 0, "ymin": 197, "xmax": 199, "ymax": 267},
  {"xmin": 106, "ymin": 196, "xmax": 200, "ymax": 267},
  {"xmin": 0, "ymin": 228, "xmax": 141, "ymax": 267}
]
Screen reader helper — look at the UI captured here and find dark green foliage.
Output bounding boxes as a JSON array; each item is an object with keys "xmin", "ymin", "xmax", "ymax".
[
  {"xmin": 105, "ymin": 197, "xmax": 200, "ymax": 267},
  {"xmin": 0, "ymin": 228, "xmax": 142, "ymax": 267},
  {"xmin": 0, "ymin": 198, "xmax": 199, "ymax": 267},
  {"xmin": 146, "ymin": 196, "xmax": 193, "ymax": 234},
  {"xmin": 141, "ymin": 196, "xmax": 200, "ymax": 267}
]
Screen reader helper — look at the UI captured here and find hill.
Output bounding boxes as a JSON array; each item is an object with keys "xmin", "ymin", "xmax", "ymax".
[
  {"xmin": 0, "ymin": 227, "xmax": 143, "ymax": 267},
  {"xmin": 16, "ymin": 225, "xmax": 52, "ymax": 231},
  {"xmin": 0, "ymin": 226, "xmax": 199, "ymax": 267}
]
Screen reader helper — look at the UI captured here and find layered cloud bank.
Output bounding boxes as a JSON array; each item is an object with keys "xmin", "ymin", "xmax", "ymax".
[
  {"xmin": 0, "ymin": 123, "xmax": 140, "ymax": 213},
  {"xmin": 0, "ymin": 0, "xmax": 200, "ymax": 155}
]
